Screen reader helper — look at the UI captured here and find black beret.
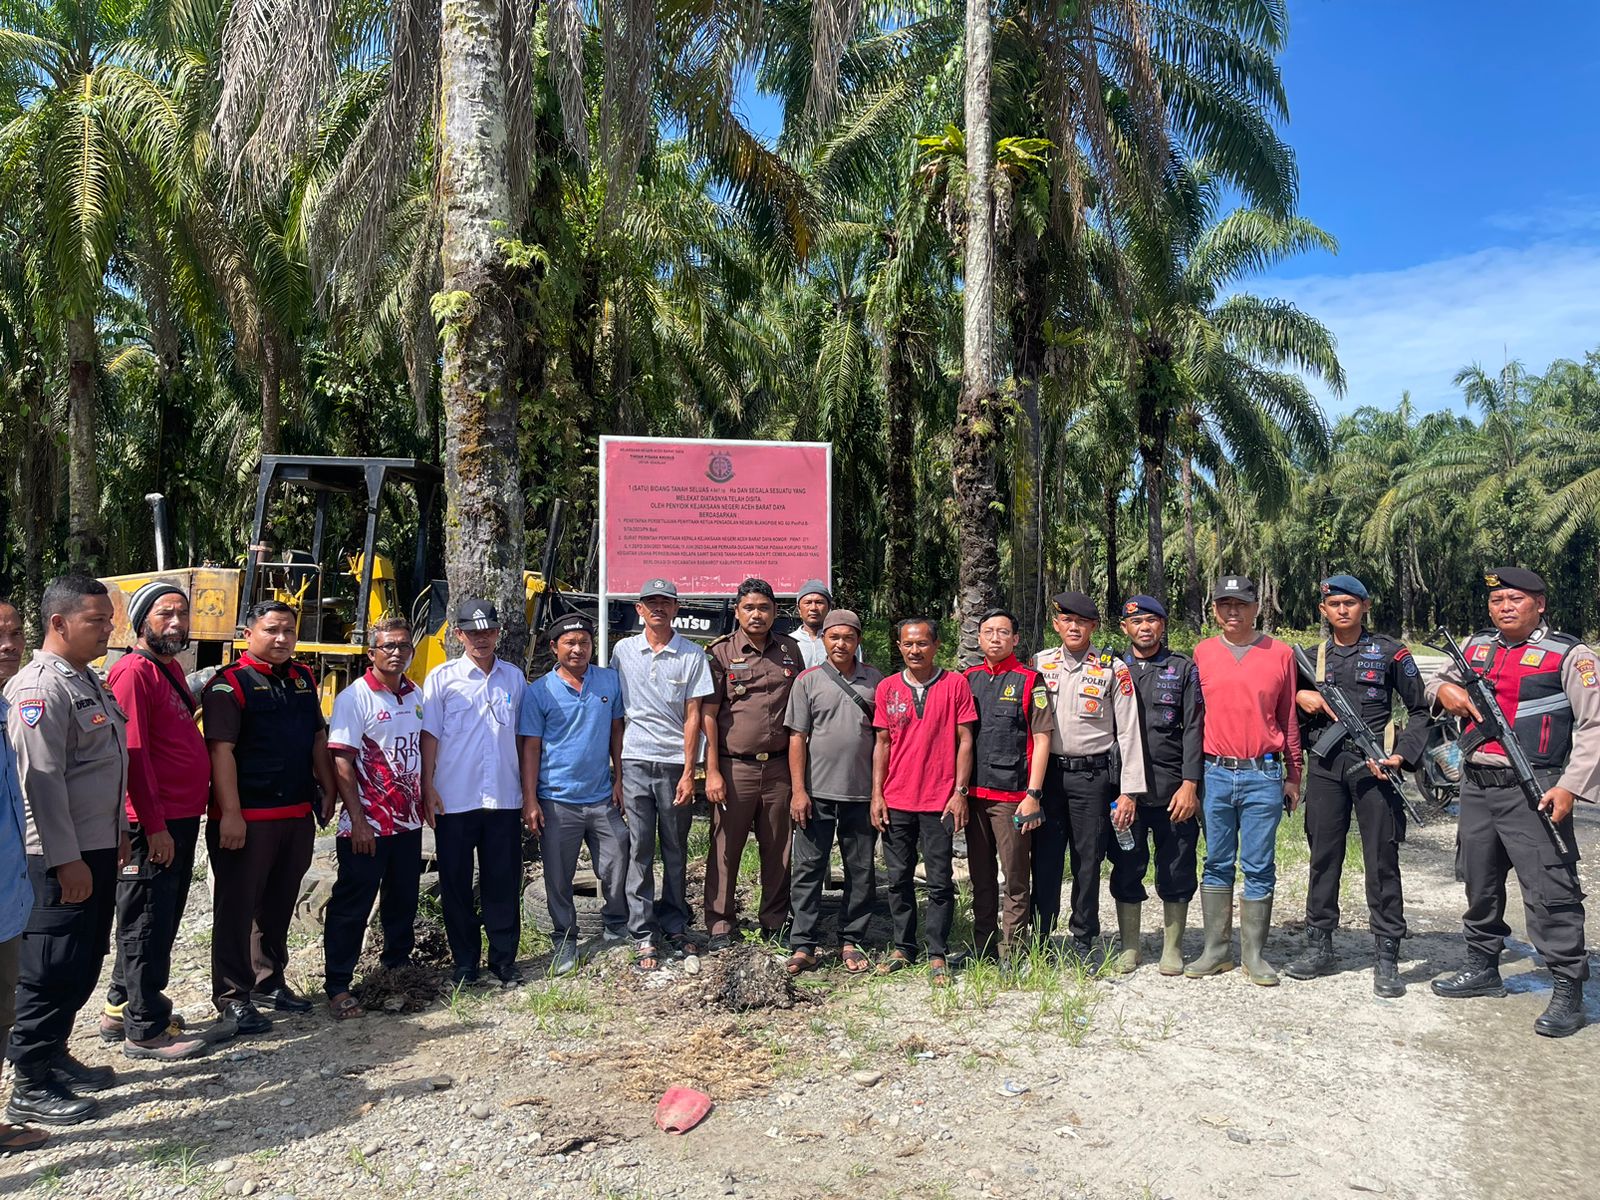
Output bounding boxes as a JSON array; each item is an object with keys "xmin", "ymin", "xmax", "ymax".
[
  {"xmin": 1052, "ymin": 591, "xmax": 1099, "ymax": 620},
  {"xmin": 1484, "ymin": 566, "xmax": 1545, "ymax": 594}
]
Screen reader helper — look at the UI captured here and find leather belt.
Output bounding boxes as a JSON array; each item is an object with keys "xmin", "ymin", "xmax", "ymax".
[
  {"xmin": 726, "ymin": 751, "xmax": 780, "ymax": 763},
  {"xmin": 1053, "ymin": 753, "xmax": 1111, "ymax": 772},
  {"xmin": 1204, "ymin": 754, "xmax": 1275, "ymax": 771}
]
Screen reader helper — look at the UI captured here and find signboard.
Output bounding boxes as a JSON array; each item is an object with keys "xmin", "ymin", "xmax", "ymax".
[{"xmin": 597, "ymin": 436, "xmax": 832, "ymax": 660}]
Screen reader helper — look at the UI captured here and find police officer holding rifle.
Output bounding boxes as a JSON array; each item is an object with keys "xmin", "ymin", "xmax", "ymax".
[
  {"xmin": 1427, "ymin": 567, "xmax": 1599, "ymax": 1038},
  {"xmin": 1286, "ymin": 575, "xmax": 1430, "ymax": 997}
]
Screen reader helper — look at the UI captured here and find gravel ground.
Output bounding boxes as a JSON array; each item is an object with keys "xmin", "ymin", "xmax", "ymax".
[{"xmin": 2, "ymin": 803, "xmax": 1597, "ymax": 1200}]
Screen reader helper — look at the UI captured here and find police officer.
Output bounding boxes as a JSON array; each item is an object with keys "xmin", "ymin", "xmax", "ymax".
[
  {"xmin": 702, "ymin": 578, "xmax": 804, "ymax": 950},
  {"xmin": 1032, "ymin": 591, "xmax": 1146, "ymax": 955},
  {"xmin": 3, "ymin": 575, "xmax": 127, "ymax": 1125},
  {"xmin": 1115, "ymin": 596, "xmax": 1203, "ymax": 974},
  {"xmin": 1285, "ymin": 575, "xmax": 1431, "ymax": 997},
  {"xmin": 1428, "ymin": 567, "xmax": 1599, "ymax": 1037}
]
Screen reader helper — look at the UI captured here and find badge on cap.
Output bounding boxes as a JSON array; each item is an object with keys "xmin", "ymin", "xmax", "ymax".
[{"xmin": 1484, "ymin": 572, "xmax": 1501, "ymax": 588}]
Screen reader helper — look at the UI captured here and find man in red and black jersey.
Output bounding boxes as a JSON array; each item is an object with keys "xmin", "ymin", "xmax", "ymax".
[
  {"xmin": 1428, "ymin": 566, "xmax": 1600, "ymax": 1037},
  {"xmin": 202, "ymin": 602, "xmax": 335, "ymax": 1035},
  {"xmin": 962, "ymin": 608, "xmax": 1051, "ymax": 960}
]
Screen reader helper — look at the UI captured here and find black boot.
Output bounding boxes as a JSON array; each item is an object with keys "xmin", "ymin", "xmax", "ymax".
[
  {"xmin": 49, "ymin": 1053, "xmax": 115, "ymax": 1094},
  {"xmin": 1431, "ymin": 950, "xmax": 1505, "ymax": 998},
  {"xmin": 1373, "ymin": 936, "xmax": 1405, "ymax": 998},
  {"xmin": 5, "ymin": 1077, "xmax": 99, "ymax": 1126},
  {"xmin": 1534, "ymin": 977, "xmax": 1586, "ymax": 1039},
  {"xmin": 1284, "ymin": 927, "xmax": 1336, "ymax": 980}
]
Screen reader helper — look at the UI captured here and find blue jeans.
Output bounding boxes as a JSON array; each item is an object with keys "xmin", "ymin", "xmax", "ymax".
[{"xmin": 1200, "ymin": 762, "xmax": 1285, "ymax": 900}]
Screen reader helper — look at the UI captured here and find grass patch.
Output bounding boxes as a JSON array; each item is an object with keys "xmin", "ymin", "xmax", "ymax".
[
  {"xmin": 140, "ymin": 1140, "xmax": 209, "ymax": 1186},
  {"xmin": 520, "ymin": 977, "xmax": 594, "ymax": 1032}
]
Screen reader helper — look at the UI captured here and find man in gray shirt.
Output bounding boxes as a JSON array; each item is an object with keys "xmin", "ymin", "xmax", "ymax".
[
  {"xmin": 613, "ymin": 580, "xmax": 714, "ymax": 968},
  {"xmin": 783, "ymin": 610, "xmax": 883, "ymax": 974}
]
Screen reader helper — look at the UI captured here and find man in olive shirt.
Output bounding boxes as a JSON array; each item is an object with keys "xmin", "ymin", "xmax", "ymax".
[
  {"xmin": 702, "ymin": 578, "xmax": 803, "ymax": 950},
  {"xmin": 783, "ymin": 610, "xmax": 882, "ymax": 973},
  {"xmin": 4, "ymin": 576, "xmax": 128, "ymax": 1126}
]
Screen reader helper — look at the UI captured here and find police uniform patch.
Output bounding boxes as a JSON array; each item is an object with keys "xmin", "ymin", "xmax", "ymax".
[
  {"xmin": 211, "ymin": 680, "xmax": 232, "ymax": 692},
  {"xmin": 1033, "ymin": 690, "xmax": 1048, "ymax": 710},
  {"xmin": 90, "ymin": 712, "xmax": 107, "ymax": 726},
  {"xmin": 51, "ymin": 660, "xmax": 75, "ymax": 677},
  {"xmin": 1083, "ymin": 698, "xmax": 1101, "ymax": 715},
  {"xmin": 1119, "ymin": 674, "xmax": 1133, "ymax": 696},
  {"xmin": 17, "ymin": 699, "xmax": 44, "ymax": 727},
  {"xmin": 1470, "ymin": 644, "xmax": 1491, "ymax": 664},
  {"xmin": 1401, "ymin": 656, "xmax": 1419, "ymax": 677},
  {"xmin": 1521, "ymin": 648, "xmax": 1546, "ymax": 667},
  {"xmin": 1583, "ymin": 673, "xmax": 1598, "ymax": 689},
  {"xmin": 1577, "ymin": 658, "xmax": 1596, "ymax": 675}
]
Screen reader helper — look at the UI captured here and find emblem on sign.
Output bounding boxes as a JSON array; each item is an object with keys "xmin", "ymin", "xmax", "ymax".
[{"xmin": 706, "ymin": 452, "xmax": 734, "ymax": 483}]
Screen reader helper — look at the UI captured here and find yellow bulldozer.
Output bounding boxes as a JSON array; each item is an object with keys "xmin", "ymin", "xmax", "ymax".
[{"xmin": 99, "ymin": 455, "xmax": 556, "ymax": 711}]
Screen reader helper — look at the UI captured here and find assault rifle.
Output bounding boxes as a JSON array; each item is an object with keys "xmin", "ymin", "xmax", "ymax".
[
  {"xmin": 1292, "ymin": 645, "xmax": 1424, "ymax": 825},
  {"xmin": 1428, "ymin": 628, "xmax": 1575, "ymax": 856}
]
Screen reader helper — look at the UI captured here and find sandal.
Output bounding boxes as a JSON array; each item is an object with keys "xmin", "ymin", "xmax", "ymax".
[
  {"xmin": 841, "ymin": 945, "xmax": 870, "ymax": 974},
  {"xmin": 635, "ymin": 944, "xmax": 661, "ymax": 973},
  {"xmin": 785, "ymin": 949, "xmax": 818, "ymax": 976},
  {"xmin": 669, "ymin": 932, "xmax": 702, "ymax": 958},
  {"xmin": 328, "ymin": 992, "xmax": 366, "ymax": 1021},
  {"xmin": 875, "ymin": 950, "xmax": 913, "ymax": 976},
  {"xmin": 928, "ymin": 958, "xmax": 952, "ymax": 988},
  {"xmin": 0, "ymin": 1123, "xmax": 48, "ymax": 1155}
]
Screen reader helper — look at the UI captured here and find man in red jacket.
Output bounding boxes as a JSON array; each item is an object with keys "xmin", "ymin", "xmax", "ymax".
[
  {"xmin": 1187, "ymin": 575, "xmax": 1302, "ymax": 986},
  {"xmin": 102, "ymin": 583, "xmax": 209, "ymax": 1060}
]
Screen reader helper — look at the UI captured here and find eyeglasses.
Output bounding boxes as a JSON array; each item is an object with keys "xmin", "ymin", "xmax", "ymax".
[{"xmin": 373, "ymin": 643, "xmax": 413, "ymax": 655}]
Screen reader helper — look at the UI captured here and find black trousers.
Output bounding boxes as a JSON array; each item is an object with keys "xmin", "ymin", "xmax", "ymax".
[
  {"xmin": 323, "ymin": 828, "xmax": 424, "ymax": 997},
  {"xmin": 882, "ymin": 809, "xmax": 954, "ymax": 958},
  {"xmin": 7, "ymin": 848, "xmax": 118, "ymax": 1078},
  {"xmin": 1303, "ymin": 759, "xmax": 1407, "ymax": 939},
  {"xmin": 1106, "ymin": 797, "xmax": 1200, "ymax": 905},
  {"xmin": 107, "ymin": 816, "xmax": 201, "ymax": 1040},
  {"xmin": 435, "ymin": 809, "xmax": 523, "ymax": 973},
  {"xmin": 208, "ymin": 814, "xmax": 316, "ymax": 1006},
  {"xmin": 1458, "ymin": 778, "xmax": 1587, "ymax": 980},
  {"xmin": 789, "ymin": 800, "xmax": 876, "ymax": 951},
  {"xmin": 1032, "ymin": 760, "xmax": 1115, "ymax": 939}
]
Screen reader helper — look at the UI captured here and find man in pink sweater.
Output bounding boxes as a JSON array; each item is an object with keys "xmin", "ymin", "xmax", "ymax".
[{"xmin": 1186, "ymin": 575, "xmax": 1302, "ymax": 985}]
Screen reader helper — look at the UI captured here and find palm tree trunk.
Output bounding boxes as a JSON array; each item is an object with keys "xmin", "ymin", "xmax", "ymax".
[
  {"xmin": 1103, "ymin": 482, "xmax": 1120, "ymax": 622},
  {"xmin": 953, "ymin": 0, "xmax": 1000, "ymax": 666},
  {"xmin": 1142, "ymin": 425, "xmax": 1167, "ymax": 600},
  {"xmin": 65, "ymin": 311, "xmax": 102, "ymax": 568},
  {"xmin": 260, "ymin": 334, "xmax": 283, "ymax": 457},
  {"xmin": 438, "ymin": 0, "xmax": 527, "ymax": 664},
  {"xmin": 1009, "ymin": 280, "xmax": 1046, "ymax": 654},
  {"xmin": 1182, "ymin": 453, "xmax": 1201, "ymax": 626},
  {"xmin": 883, "ymin": 323, "xmax": 915, "ymax": 621}
]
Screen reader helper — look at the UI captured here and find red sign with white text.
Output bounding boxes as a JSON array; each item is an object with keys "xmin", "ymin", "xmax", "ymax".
[{"xmin": 600, "ymin": 437, "xmax": 832, "ymax": 596}]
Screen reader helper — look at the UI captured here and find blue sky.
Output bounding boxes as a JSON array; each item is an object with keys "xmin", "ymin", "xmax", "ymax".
[{"xmin": 739, "ymin": 1, "xmax": 1600, "ymax": 415}]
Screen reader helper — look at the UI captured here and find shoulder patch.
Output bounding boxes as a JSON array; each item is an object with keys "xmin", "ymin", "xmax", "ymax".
[
  {"xmin": 210, "ymin": 680, "xmax": 233, "ymax": 693},
  {"xmin": 17, "ymin": 698, "xmax": 44, "ymax": 727}
]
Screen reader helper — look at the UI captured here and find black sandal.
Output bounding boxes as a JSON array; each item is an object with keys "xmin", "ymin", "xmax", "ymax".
[{"xmin": 875, "ymin": 951, "xmax": 914, "ymax": 976}]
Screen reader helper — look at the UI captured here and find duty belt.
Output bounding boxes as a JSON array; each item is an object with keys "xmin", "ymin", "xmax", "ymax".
[
  {"xmin": 1464, "ymin": 763, "xmax": 1521, "ymax": 788},
  {"xmin": 726, "ymin": 751, "xmax": 780, "ymax": 763},
  {"xmin": 1053, "ymin": 752, "xmax": 1111, "ymax": 772},
  {"xmin": 1204, "ymin": 754, "xmax": 1276, "ymax": 771}
]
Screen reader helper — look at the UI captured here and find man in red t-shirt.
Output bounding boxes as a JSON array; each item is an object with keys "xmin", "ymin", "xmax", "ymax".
[
  {"xmin": 102, "ymin": 583, "xmax": 209, "ymax": 1060},
  {"xmin": 871, "ymin": 619, "xmax": 976, "ymax": 985}
]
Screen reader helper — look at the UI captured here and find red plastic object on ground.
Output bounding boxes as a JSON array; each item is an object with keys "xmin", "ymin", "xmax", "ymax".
[{"xmin": 654, "ymin": 1087, "xmax": 713, "ymax": 1134}]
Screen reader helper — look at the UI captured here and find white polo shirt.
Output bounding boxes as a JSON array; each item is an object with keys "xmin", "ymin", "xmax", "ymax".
[{"xmin": 420, "ymin": 655, "xmax": 525, "ymax": 813}]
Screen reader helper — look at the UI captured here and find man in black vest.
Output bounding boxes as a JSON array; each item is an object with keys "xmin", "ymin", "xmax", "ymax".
[
  {"xmin": 962, "ymin": 608, "xmax": 1052, "ymax": 960},
  {"xmin": 203, "ymin": 601, "xmax": 335, "ymax": 1034},
  {"xmin": 1428, "ymin": 567, "xmax": 1600, "ymax": 1037}
]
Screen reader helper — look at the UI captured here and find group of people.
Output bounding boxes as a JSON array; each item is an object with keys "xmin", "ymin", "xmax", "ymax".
[{"xmin": 0, "ymin": 563, "xmax": 1593, "ymax": 1156}]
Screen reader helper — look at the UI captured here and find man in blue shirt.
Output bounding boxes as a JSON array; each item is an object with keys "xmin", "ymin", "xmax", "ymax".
[
  {"xmin": 0, "ymin": 599, "xmax": 47, "ymax": 1153},
  {"xmin": 519, "ymin": 614, "xmax": 627, "ymax": 976},
  {"xmin": 613, "ymin": 579, "xmax": 713, "ymax": 970}
]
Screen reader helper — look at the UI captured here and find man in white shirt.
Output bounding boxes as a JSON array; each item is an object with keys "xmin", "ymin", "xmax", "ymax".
[
  {"xmin": 788, "ymin": 581, "xmax": 834, "ymax": 669},
  {"xmin": 613, "ymin": 579, "xmax": 714, "ymax": 967},
  {"xmin": 420, "ymin": 600, "xmax": 526, "ymax": 987}
]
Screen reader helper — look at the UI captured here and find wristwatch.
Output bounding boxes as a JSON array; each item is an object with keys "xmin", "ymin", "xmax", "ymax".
[
  {"xmin": 1025, "ymin": 787, "xmax": 1043, "ymax": 799},
  {"xmin": 956, "ymin": 785, "xmax": 969, "ymax": 797}
]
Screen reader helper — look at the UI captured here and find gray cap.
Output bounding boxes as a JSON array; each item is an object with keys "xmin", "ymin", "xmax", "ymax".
[
  {"xmin": 127, "ymin": 581, "xmax": 187, "ymax": 637},
  {"xmin": 455, "ymin": 599, "xmax": 500, "ymax": 630},
  {"xmin": 822, "ymin": 609, "xmax": 862, "ymax": 634},
  {"xmin": 638, "ymin": 578, "xmax": 679, "ymax": 599},
  {"xmin": 796, "ymin": 579, "xmax": 833, "ymax": 603}
]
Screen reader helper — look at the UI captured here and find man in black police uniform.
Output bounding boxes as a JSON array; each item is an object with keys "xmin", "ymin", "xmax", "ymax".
[
  {"xmin": 1285, "ymin": 575, "xmax": 1431, "ymax": 997},
  {"xmin": 1115, "ymin": 596, "xmax": 1203, "ymax": 974},
  {"xmin": 1428, "ymin": 566, "xmax": 1599, "ymax": 1037}
]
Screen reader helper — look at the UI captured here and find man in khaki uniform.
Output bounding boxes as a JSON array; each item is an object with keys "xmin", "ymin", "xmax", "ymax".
[
  {"xmin": 702, "ymin": 578, "xmax": 803, "ymax": 949},
  {"xmin": 4, "ymin": 575, "xmax": 128, "ymax": 1126},
  {"xmin": 1031, "ymin": 591, "xmax": 1146, "ymax": 954}
]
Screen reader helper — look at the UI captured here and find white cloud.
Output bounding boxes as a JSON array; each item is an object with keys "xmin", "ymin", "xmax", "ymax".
[{"xmin": 1256, "ymin": 242, "xmax": 1600, "ymax": 415}]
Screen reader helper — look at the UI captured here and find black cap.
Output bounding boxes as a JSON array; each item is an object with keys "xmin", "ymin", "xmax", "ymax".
[
  {"xmin": 546, "ymin": 613, "xmax": 596, "ymax": 640},
  {"xmin": 1120, "ymin": 594, "xmax": 1166, "ymax": 620},
  {"xmin": 1484, "ymin": 566, "xmax": 1545, "ymax": 594},
  {"xmin": 1052, "ymin": 591, "xmax": 1099, "ymax": 620},
  {"xmin": 455, "ymin": 599, "xmax": 500, "ymax": 630},
  {"xmin": 1319, "ymin": 574, "xmax": 1368, "ymax": 600},
  {"xmin": 1212, "ymin": 574, "xmax": 1258, "ymax": 603}
]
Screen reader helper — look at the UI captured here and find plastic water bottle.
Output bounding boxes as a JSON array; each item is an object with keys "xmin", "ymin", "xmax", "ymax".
[{"xmin": 1112, "ymin": 799, "xmax": 1136, "ymax": 851}]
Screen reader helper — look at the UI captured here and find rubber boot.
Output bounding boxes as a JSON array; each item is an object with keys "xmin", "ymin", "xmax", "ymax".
[
  {"xmin": 1373, "ymin": 936, "xmax": 1405, "ymax": 998},
  {"xmin": 1534, "ymin": 977, "xmax": 1585, "ymax": 1038},
  {"xmin": 1284, "ymin": 927, "xmax": 1336, "ymax": 980},
  {"xmin": 1239, "ymin": 895, "xmax": 1279, "ymax": 986},
  {"xmin": 1159, "ymin": 901, "xmax": 1189, "ymax": 976},
  {"xmin": 1112, "ymin": 903, "xmax": 1142, "ymax": 974},
  {"xmin": 1184, "ymin": 887, "xmax": 1235, "ymax": 978}
]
